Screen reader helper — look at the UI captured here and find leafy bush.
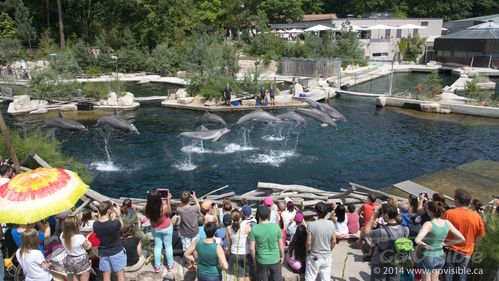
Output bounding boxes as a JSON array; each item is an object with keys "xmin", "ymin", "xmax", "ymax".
[
  {"xmin": 28, "ymin": 67, "xmax": 79, "ymax": 99},
  {"xmin": 464, "ymin": 77, "xmax": 494, "ymax": 103},
  {"xmin": 81, "ymin": 83, "xmax": 108, "ymax": 99},
  {"xmin": 115, "ymin": 47, "xmax": 150, "ymax": 73},
  {"xmin": 426, "ymin": 71, "xmax": 442, "ymax": 98},
  {"xmin": 0, "ymin": 131, "xmax": 92, "ymax": 184},
  {"xmin": 0, "ymin": 37, "xmax": 21, "ymax": 64},
  {"xmin": 398, "ymin": 35, "xmax": 426, "ymax": 62},
  {"xmin": 148, "ymin": 42, "xmax": 185, "ymax": 76},
  {"xmin": 50, "ymin": 50, "xmax": 83, "ymax": 78},
  {"xmin": 35, "ymin": 29, "xmax": 57, "ymax": 60},
  {"xmin": 469, "ymin": 214, "xmax": 499, "ymax": 281}
]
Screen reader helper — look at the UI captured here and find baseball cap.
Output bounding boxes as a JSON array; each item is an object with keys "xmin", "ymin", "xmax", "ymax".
[
  {"xmin": 222, "ymin": 214, "xmax": 232, "ymax": 226},
  {"xmin": 294, "ymin": 212, "xmax": 304, "ymax": 223},
  {"xmin": 263, "ymin": 196, "xmax": 273, "ymax": 207},
  {"xmin": 241, "ymin": 205, "xmax": 252, "ymax": 217}
]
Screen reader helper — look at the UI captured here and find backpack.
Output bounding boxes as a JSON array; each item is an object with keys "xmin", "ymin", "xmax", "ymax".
[{"xmin": 381, "ymin": 226, "xmax": 413, "ymax": 270}]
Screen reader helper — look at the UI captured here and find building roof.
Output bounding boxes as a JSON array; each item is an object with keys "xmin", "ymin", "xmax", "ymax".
[
  {"xmin": 437, "ymin": 22, "xmax": 499, "ymax": 39},
  {"xmin": 452, "ymin": 14, "xmax": 499, "ymax": 23},
  {"xmin": 303, "ymin": 14, "xmax": 337, "ymax": 21}
]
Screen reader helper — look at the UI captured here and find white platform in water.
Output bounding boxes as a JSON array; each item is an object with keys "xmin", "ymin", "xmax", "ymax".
[
  {"xmin": 393, "ymin": 180, "xmax": 453, "ymax": 200},
  {"xmin": 337, "ymin": 89, "xmax": 385, "ymax": 98}
]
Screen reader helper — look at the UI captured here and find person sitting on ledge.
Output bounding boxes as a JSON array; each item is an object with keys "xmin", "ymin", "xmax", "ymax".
[{"xmin": 121, "ymin": 223, "xmax": 146, "ymax": 273}]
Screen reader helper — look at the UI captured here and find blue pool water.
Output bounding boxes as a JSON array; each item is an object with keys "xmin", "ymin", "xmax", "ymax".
[{"xmin": 3, "ymin": 84, "xmax": 499, "ymax": 199}]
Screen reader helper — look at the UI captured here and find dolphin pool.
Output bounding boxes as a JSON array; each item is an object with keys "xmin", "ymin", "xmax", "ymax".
[{"xmin": 3, "ymin": 84, "xmax": 499, "ymax": 199}]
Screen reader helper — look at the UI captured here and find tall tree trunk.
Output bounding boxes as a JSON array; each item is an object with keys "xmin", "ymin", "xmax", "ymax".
[
  {"xmin": 46, "ymin": 0, "xmax": 50, "ymax": 30},
  {"xmin": 56, "ymin": 0, "xmax": 65, "ymax": 49}
]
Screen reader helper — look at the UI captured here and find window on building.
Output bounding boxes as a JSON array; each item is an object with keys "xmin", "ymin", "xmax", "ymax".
[
  {"xmin": 396, "ymin": 29, "xmax": 402, "ymax": 38},
  {"xmin": 385, "ymin": 29, "xmax": 391, "ymax": 38},
  {"xmin": 442, "ymin": 50, "xmax": 451, "ymax": 56},
  {"xmin": 413, "ymin": 29, "xmax": 419, "ymax": 35},
  {"xmin": 454, "ymin": 51, "xmax": 467, "ymax": 58},
  {"xmin": 421, "ymin": 21, "xmax": 429, "ymax": 26},
  {"xmin": 373, "ymin": 53, "xmax": 389, "ymax": 57}
]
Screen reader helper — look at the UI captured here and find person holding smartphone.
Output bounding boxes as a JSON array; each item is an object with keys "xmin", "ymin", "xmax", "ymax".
[
  {"xmin": 176, "ymin": 191, "xmax": 201, "ymax": 271},
  {"xmin": 145, "ymin": 188, "xmax": 175, "ymax": 273}
]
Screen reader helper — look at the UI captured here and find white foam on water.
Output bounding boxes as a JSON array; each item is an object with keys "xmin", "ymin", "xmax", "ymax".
[
  {"xmin": 181, "ymin": 145, "xmax": 212, "ymax": 154},
  {"xmin": 172, "ymin": 162, "xmax": 197, "ymax": 171},
  {"xmin": 262, "ymin": 135, "xmax": 285, "ymax": 142},
  {"xmin": 220, "ymin": 143, "xmax": 256, "ymax": 154},
  {"xmin": 90, "ymin": 161, "xmax": 121, "ymax": 172},
  {"xmin": 247, "ymin": 150, "xmax": 297, "ymax": 167}
]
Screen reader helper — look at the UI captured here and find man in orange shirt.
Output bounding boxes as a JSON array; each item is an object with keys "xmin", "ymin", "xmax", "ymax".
[{"xmin": 443, "ymin": 189, "xmax": 485, "ymax": 281}]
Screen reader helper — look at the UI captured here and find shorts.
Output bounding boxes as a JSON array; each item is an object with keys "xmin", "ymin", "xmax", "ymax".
[
  {"xmin": 63, "ymin": 253, "xmax": 91, "ymax": 275},
  {"xmin": 180, "ymin": 234, "xmax": 198, "ymax": 251},
  {"xmin": 416, "ymin": 255, "xmax": 445, "ymax": 271},
  {"xmin": 99, "ymin": 250, "xmax": 127, "ymax": 273},
  {"xmin": 229, "ymin": 254, "xmax": 253, "ymax": 277}
]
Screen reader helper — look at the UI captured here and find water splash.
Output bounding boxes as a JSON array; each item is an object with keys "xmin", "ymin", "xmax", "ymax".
[
  {"xmin": 247, "ymin": 150, "xmax": 298, "ymax": 167},
  {"xmin": 173, "ymin": 153, "xmax": 197, "ymax": 171},
  {"xmin": 90, "ymin": 161, "xmax": 121, "ymax": 172},
  {"xmin": 181, "ymin": 140, "xmax": 212, "ymax": 154},
  {"xmin": 221, "ymin": 143, "xmax": 256, "ymax": 154},
  {"xmin": 91, "ymin": 129, "xmax": 120, "ymax": 171}
]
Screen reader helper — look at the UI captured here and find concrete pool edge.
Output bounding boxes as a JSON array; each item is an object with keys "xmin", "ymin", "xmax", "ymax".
[{"xmin": 376, "ymin": 96, "xmax": 499, "ymax": 118}]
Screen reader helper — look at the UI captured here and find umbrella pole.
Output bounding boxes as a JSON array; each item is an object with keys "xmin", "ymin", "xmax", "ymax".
[{"xmin": 0, "ymin": 112, "xmax": 21, "ymax": 173}]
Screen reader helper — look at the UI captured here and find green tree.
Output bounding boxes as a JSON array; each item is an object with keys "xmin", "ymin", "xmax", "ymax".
[
  {"xmin": 14, "ymin": 0, "xmax": 37, "ymax": 52},
  {"xmin": 407, "ymin": 0, "xmax": 473, "ymax": 21},
  {"xmin": 398, "ymin": 34, "xmax": 426, "ymax": 62},
  {"xmin": 0, "ymin": 12, "xmax": 17, "ymax": 39},
  {"xmin": 301, "ymin": 0, "xmax": 324, "ymax": 14},
  {"xmin": 0, "ymin": 38, "xmax": 21, "ymax": 64},
  {"xmin": 334, "ymin": 22, "xmax": 364, "ymax": 61},
  {"xmin": 35, "ymin": 29, "xmax": 57, "ymax": 59},
  {"xmin": 426, "ymin": 71, "xmax": 442, "ymax": 98},
  {"xmin": 257, "ymin": 0, "xmax": 304, "ymax": 23}
]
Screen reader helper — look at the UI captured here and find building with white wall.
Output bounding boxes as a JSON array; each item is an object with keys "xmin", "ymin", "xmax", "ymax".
[{"xmin": 271, "ymin": 17, "xmax": 443, "ymax": 61}]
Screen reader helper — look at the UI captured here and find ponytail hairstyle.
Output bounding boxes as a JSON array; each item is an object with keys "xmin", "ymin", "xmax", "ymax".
[
  {"xmin": 121, "ymin": 198, "xmax": 132, "ymax": 216},
  {"xmin": 62, "ymin": 217, "xmax": 80, "ymax": 251},
  {"xmin": 19, "ymin": 228, "xmax": 40, "ymax": 258},
  {"xmin": 427, "ymin": 201, "xmax": 446, "ymax": 218},
  {"xmin": 231, "ymin": 209, "xmax": 242, "ymax": 233}
]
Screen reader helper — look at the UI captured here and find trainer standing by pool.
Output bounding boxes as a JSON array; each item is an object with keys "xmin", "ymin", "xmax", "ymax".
[
  {"xmin": 224, "ymin": 84, "xmax": 232, "ymax": 106},
  {"xmin": 269, "ymin": 85, "xmax": 275, "ymax": 105}
]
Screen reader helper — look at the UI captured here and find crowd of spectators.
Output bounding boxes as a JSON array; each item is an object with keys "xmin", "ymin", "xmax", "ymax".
[{"xmin": 1, "ymin": 182, "xmax": 497, "ymax": 281}]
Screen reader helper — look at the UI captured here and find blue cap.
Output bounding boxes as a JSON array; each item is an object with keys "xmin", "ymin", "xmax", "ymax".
[{"xmin": 241, "ymin": 205, "xmax": 252, "ymax": 217}]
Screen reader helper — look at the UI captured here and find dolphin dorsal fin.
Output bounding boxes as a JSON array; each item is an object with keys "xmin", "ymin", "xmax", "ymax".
[
  {"xmin": 113, "ymin": 109, "xmax": 118, "ymax": 116},
  {"xmin": 58, "ymin": 112, "xmax": 63, "ymax": 118},
  {"xmin": 199, "ymin": 125, "xmax": 208, "ymax": 131}
]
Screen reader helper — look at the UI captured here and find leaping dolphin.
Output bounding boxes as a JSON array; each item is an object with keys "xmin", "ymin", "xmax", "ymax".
[
  {"xmin": 317, "ymin": 103, "xmax": 347, "ymax": 122},
  {"xmin": 236, "ymin": 109, "xmax": 281, "ymax": 125},
  {"xmin": 178, "ymin": 127, "xmax": 230, "ymax": 142},
  {"xmin": 298, "ymin": 97, "xmax": 319, "ymax": 108},
  {"xmin": 96, "ymin": 110, "xmax": 139, "ymax": 134},
  {"xmin": 196, "ymin": 112, "xmax": 227, "ymax": 127},
  {"xmin": 276, "ymin": 111, "xmax": 307, "ymax": 126},
  {"xmin": 295, "ymin": 108, "xmax": 337, "ymax": 128},
  {"xmin": 45, "ymin": 112, "xmax": 87, "ymax": 131}
]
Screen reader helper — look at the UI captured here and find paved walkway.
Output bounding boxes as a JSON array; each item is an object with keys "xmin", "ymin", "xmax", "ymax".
[{"xmin": 129, "ymin": 240, "xmax": 370, "ymax": 281}]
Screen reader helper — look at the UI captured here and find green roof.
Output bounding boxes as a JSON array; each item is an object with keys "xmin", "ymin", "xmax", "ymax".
[{"xmin": 453, "ymin": 14, "xmax": 499, "ymax": 23}]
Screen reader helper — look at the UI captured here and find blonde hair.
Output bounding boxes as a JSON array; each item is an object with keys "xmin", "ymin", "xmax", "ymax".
[
  {"xmin": 388, "ymin": 197, "xmax": 398, "ymax": 207},
  {"xmin": 62, "ymin": 217, "xmax": 80, "ymax": 251},
  {"xmin": 19, "ymin": 228, "xmax": 40, "ymax": 258}
]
